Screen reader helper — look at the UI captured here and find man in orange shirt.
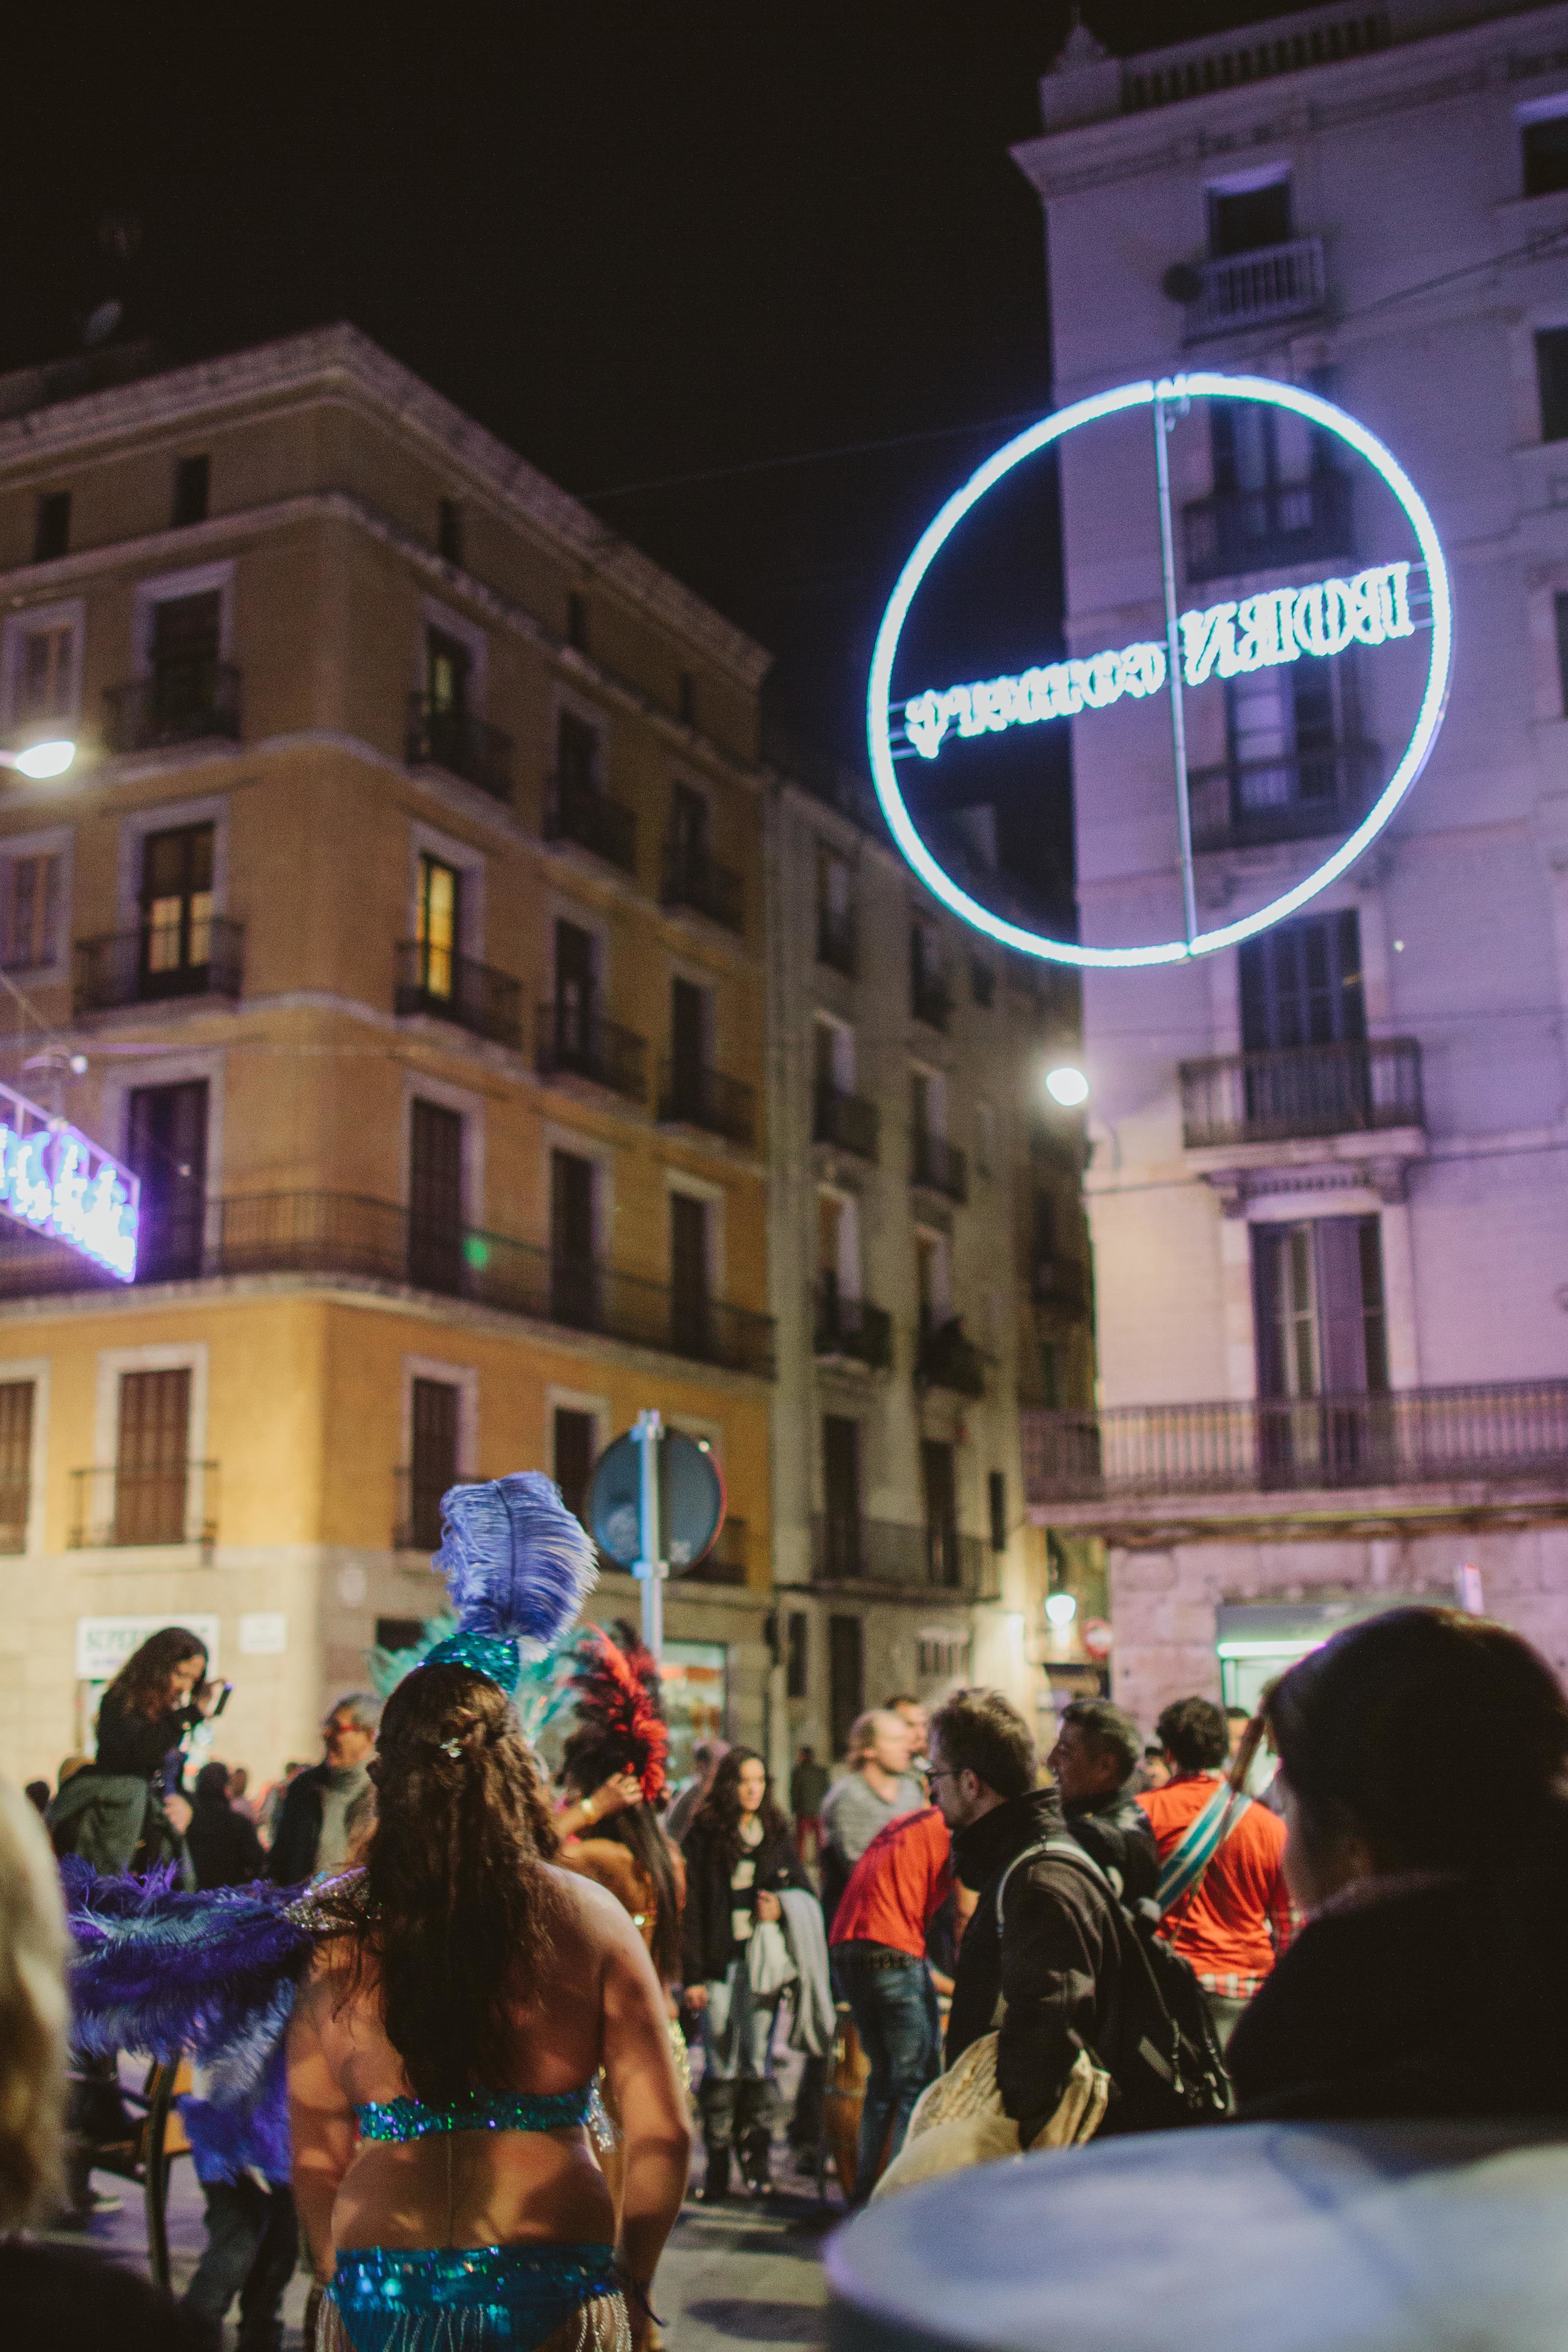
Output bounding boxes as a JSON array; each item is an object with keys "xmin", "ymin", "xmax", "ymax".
[
  {"xmin": 830, "ymin": 1804, "xmax": 952, "ymax": 2200},
  {"xmin": 1138, "ymin": 1695, "xmax": 1294, "ymax": 2050}
]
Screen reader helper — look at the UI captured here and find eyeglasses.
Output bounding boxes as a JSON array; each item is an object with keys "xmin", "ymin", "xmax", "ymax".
[{"xmin": 926, "ymin": 1765, "xmax": 959, "ymax": 1785}]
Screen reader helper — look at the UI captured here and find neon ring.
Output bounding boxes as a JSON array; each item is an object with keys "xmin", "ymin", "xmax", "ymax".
[{"xmin": 866, "ymin": 373, "xmax": 1453, "ymax": 968}]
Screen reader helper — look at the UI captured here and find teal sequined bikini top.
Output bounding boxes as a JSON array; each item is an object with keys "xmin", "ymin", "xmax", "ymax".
[{"xmin": 355, "ymin": 2085, "xmax": 596, "ymax": 2142}]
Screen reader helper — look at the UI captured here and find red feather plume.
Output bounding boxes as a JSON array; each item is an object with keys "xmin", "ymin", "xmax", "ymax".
[{"xmin": 570, "ymin": 1622, "xmax": 669, "ymax": 1805}]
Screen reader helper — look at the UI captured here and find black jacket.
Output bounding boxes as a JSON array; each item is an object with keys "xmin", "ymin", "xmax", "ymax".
[
  {"xmin": 680, "ymin": 1811, "xmax": 810, "ymax": 1984},
  {"xmin": 186, "ymin": 1794, "xmax": 266, "ymax": 1890},
  {"xmin": 1231, "ymin": 1862, "xmax": 1568, "ymax": 2121},
  {"xmin": 1065, "ymin": 1786, "xmax": 1159, "ymax": 1907},
  {"xmin": 267, "ymin": 1765, "xmax": 329, "ymax": 1885},
  {"xmin": 947, "ymin": 1785, "xmax": 1123, "ymax": 2137}
]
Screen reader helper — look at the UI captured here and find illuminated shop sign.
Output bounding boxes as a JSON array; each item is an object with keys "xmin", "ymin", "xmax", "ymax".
[
  {"xmin": 867, "ymin": 374, "xmax": 1453, "ymax": 969},
  {"xmin": 0, "ymin": 1081, "xmax": 138, "ymax": 1279}
]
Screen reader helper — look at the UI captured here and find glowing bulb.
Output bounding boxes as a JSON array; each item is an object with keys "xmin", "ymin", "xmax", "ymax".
[
  {"xmin": 12, "ymin": 739, "xmax": 75, "ymax": 780},
  {"xmin": 1044, "ymin": 1592, "xmax": 1078, "ymax": 1628},
  {"xmin": 1045, "ymin": 1066, "xmax": 1089, "ymax": 1108}
]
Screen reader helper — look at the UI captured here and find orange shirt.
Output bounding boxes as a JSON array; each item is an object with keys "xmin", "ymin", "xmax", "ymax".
[
  {"xmin": 1138, "ymin": 1773, "xmax": 1295, "ymax": 1994},
  {"xmin": 830, "ymin": 1804, "xmax": 953, "ymax": 1958}
]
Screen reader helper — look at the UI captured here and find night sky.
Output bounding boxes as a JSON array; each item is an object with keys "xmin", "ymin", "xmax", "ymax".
[{"xmin": 0, "ymin": 1, "xmax": 1300, "ymax": 926}]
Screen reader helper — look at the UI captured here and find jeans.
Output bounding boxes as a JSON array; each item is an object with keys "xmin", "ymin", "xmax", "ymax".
[
  {"xmin": 184, "ymin": 2175, "xmax": 299, "ymax": 2349},
  {"xmin": 834, "ymin": 1944, "xmax": 941, "ymax": 2196},
  {"xmin": 1204, "ymin": 1989, "xmax": 1251, "ymax": 2053}
]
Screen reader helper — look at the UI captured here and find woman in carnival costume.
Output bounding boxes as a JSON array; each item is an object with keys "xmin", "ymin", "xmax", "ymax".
[
  {"xmin": 554, "ymin": 1624, "xmax": 685, "ymax": 1996},
  {"xmin": 65, "ymin": 1473, "xmax": 691, "ymax": 2351}
]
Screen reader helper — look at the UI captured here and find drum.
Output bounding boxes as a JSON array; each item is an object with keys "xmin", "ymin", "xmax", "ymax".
[{"xmin": 823, "ymin": 2003, "xmax": 869, "ymax": 2198}]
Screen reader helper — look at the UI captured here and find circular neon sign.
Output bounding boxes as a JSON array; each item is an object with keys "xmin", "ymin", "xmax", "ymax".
[{"xmin": 866, "ymin": 373, "xmax": 1453, "ymax": 968}]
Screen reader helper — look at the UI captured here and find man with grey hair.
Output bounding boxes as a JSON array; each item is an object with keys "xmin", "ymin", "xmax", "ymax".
[
  {"xmin": 1047, "ymin": 1699, "xmax": 1158, "ymax": 1905},
  {"xmin": 267, "ymin": 1693, "xmax": 378, "ymax": 1883},
  {"xmin": 820, "ymin": 1708, "xmax": 923, "ymax": 1926}
]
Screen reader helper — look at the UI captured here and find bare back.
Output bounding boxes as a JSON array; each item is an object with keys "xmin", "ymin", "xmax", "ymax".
[{"xmin": 288, "ymin": 1863, "xmax": 689, "ymax": 2266}]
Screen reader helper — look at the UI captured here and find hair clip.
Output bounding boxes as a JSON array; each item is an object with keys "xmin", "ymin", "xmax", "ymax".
[{"xmin": 441, "ymin": 1736, "xmax": 463, "ymax": 1757}]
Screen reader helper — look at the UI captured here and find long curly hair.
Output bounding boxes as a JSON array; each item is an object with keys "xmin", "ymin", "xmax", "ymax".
[
  {"xmin": 102, "ymin": 1627, "xmax": 208, "ymax": 1724},
  {"xmin": 561, "ymin": 1623, "xmax": 681, "ymax": 1979},
  {"xmin": 689, "ymin": 1745, "xmax": 789, "ymax": 1864},
  {"xmin": 327, "ymin": 1663, "xmax": 562, "ymax": 2102}
]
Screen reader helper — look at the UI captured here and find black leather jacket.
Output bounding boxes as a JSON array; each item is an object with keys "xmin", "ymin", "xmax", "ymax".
[
  {"xmin": 1064, "ymin": 1785, "xmax": 1159, "ymax": 1905},
  {"xmin": 680, "ymin": 1811, "xmax": 810, "ymax": 1984}
]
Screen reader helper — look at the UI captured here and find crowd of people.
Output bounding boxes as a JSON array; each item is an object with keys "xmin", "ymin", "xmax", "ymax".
[{"xmin": 6, "ymin": 1510, "xmax": 1568, "ymax": 2347}]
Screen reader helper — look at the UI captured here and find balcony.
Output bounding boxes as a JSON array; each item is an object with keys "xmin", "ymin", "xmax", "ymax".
[
  {"xmin": 1180, "ymin": 1037, "xmax": 1423, "ymax": 1150},
  {"xmin": 75, "ymin": 915, "xmax": 245, "ymax": 1016},
  {"xmin": 662, "ymin": 837, "xmax": 744, "ymax": 933},
  {"xmin": 405, "ymin": 695, "xmax": 512, "ymax": 804},
  {"xmin": 813, "ymin": 1281, "xmax": 893, "ymax": 1371},
  {"xmin": 543, "ymin": 773, "xmax": 637, "ymax": 875},
  {"xmin": 1183, "ymin": 469, "xmax": 1353, "ymax": 586},
  {"xmin": 69, "ymin": 1462, "xmax": 217, "ymax": 1549},
  {"xmin": 817, "ymin": 904, "xmax": 856, "ymax": 977},
  {"xmin": 535, "ymin": 1003, "xmax": 647, "ymax": 1103},
  {"xmin": 395, "ymin": 941, "xmax": 522, "ymax": 1051},
  {"xmin": 1031, "ymin": 1256, "xmax": 1093, "ymax": 1316},
  {"xmin": 683, "ymin": 1517, "xmax": 748, "ymax": 1587},
  {"xmin": 809, "ymin": 1513, "xmax": 999, "ymax": 1602},
  {"xmin": 1189, "ymin": 741, "xmax": 1381, "ymax": 853},
  {"xmin": 103, "ymin": 659, "xmax": 242, "ymax": 755},
  {"xmin": 911, "ymin": 1130, "xmax": 967, "ymax": 1203},
  {"xmin": 813, "ymin": 1084, "xmax": 879, "ymax": 1160},
  {"xmin": 916, "ymin": 1315, "xmax": 986, "ymax": 1398},
  {"xmin": 1181, "ymin": 236, "xmax": 1326, "ymax": 342},
  {"xmin": 658, "ymin": 1058, "xmax": 756, "ymax": 1148},
  {"xmin": 1022, "ymin": 1381, "xmax": 1568, "ymax": 1517},
  {"xmin": 911, "ymin": 966, "xmax": 951, "ymax": 1031}
]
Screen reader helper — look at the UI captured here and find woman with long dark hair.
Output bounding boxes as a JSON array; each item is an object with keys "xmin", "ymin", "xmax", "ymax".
[
  {"xmin": 556, "ymin": 1625, "xmax": 684, "ymax": 1991},
  {"xmin": 288, "ymin": 1476, "xmax": 690, "ymax": 2351},
  {"xmin": 1229, "ymin": 1604, "xmax": 1568, "ymax": 2121},
  {"xmin": 681, "ymin": 1747, "xmax": 808, "ymax": 2201},
  {"xmin": 47, "ymin": 1624, "xmax": 212, "ymax": 1877}
]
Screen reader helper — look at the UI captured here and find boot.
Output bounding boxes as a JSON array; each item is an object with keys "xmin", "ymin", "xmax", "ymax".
[
  {"xmin": 738, "ymin": 2127, "xmax": 775, "ymax": 2198},
  {"xmin": 696, "ymin": 2148, "xmax": 731, "ymax": 2203}
]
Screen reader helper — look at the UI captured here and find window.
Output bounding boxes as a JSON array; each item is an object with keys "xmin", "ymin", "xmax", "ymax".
[
  {"xmin": 171, "ymin": 456, "xmax": 209, "ymax": 529},
  {"xmin": 677, "ymin": 669, "xmax": 696, "ymax": 726},
  {"xmin": 785, "ymin": 1611, "xmax": 808, "ymax": 1701},
  {"xmin": 408, "ymin": 1098, "xmax": 464, "ymax": 1293},
  {"xmin": 554, "ymin": 919, "xmax": 596, "ymax": 1054},
  {"xmin": 556, "ymin": 709, "xmax": 598, "ymax": 794},
  {"xmin": 988, "ymin": 1470, "xmax": 1007, "ymax": 1555},
  {"xmin": 2, "ymin": 852, "xmax": 61, "ymax": 971},
  {"xmin": 140, "ymin": 823, "xmax": 215, "ymax": 992},
  {"xmin": 426, "ymin": 626, "xmax": 471, "ymax": 715},
  {"xmin": 147, "ymin": 589, "xmax": 224, "ymax": 737},
  {"xmin": 1037, "ymin": 1338, "xmax": 1061, "ymax": 1411},
  {"xmin": 1522, "ymin": 98, "xmax": 1568, "ymax": 198},
  {"xmin": 1239, "ymin": 909, "xmax": 1364, "ymax": 1050},
  {"xmin": 415, "ymin": 854, "xmax": 461, "ymax": 1001},
  {"xmin": 910, "ymin": 919, "xmax": 946, "ymax": 1021},
  {"xmin": 115, "ymin": 1367, "xmax": 191, "ymax": 1545},
  {"xmin": 1537, "ymin": 327, "xmax": 1568, "ymax": 442},
  {"xmin": 921, "ymin": 1439, "xmax": 959, "ymax": 1587},
  {"xmin": 670, "ymin": 781, "xmax": 709, "ymax": 862},
  {"xmin": 670, "ymin": 1191, "xmax": 711, "ymax": 1352},
  {"xmin": 375, "ymin": 1616, "xmax": 425, "ymax": 1653},
  {"xmin": 567, "ymin": 591, "xmax": 589, "ymax": 652},
  {"xmin": 977, "ymin": 1101, "xmax": 996, "ymax": 1177},
  {"xmin": 1221, "ymin": 645, "xmax": 1360, "ymax": 828},
  {"xmin": 549, "ymin": 1150, "xmax": 598, "ymax": 1327},
  {"xmin": 829, "ymin": 1615, "xmax": 864, "ymax": 1757},
  {"xmin": 815, "ymin": 845, "xmax": 854, "ymax": 973},
  {"xmin": 1254, "ymin": 1215, "xmax": 1387, "ymax": 1400},
  {"xmin": 127, "ymin": 1080, "xmax": 208, "ymax": 1281},
  {"xmin": 553, "ymin": 1406, "xmax": 598, "ymax": 1525},
  {"xmin": 0, "ymin": 1381, "xmax": 33, "ymax": 1552},
  {"xmin": 914, "ymin": 1227, "xmax": 950, "ymax": 1339},
  {"xmin": 970, "ymin": 956, "xmax": 995, "ymax": 1008},
  {"xmin": 822, "ymin": 1413, "xmax": 862, "ymax": 1578},
  {"xmin": 668, "ymin": 974, "xmax": 711, "ymax": 1117},
  {"xmin": 14, "ymin": 617, "xmax": 75, "ymax": 726},
  {"xmin": 438, "ymin": 499, "xmax": 464, "ymax": 566},
  {"xmin": 1207, "ymin": 170, "xmax": 1291, "ymax": 257},
  {"xmin": 408, "ymin": 1377, "xmax": 460, "ymax": 1551},
  {"xmin": 33, "ymin": 492, "xmax": 70, "ymax": 564}
]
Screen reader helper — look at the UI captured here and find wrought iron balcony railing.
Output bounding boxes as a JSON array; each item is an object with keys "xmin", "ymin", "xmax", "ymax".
[
  {"xmin": 1188, "ymin": 741, "xmax": 1382, "ymax": 853},
  {"xmin": 662, "ymin": 837, "xmax": 744, "ymax": 932},
  {"xmin": 535, "ymin": 1003, "xmax": 647, "ymax": 1102},
  {"xmin": 1183, "ymin": 468, "xmax": 1353, "ymax": 586},
  {"xmin": 658, "ymin": 1058, "xmax": 757, "ymax": 1148},
  {"xmin": 1022, "ymin": 1380, "xmax": 1568, "ymax": 1504},
  {"xmin": 816, "ymin": 904, "xmax": 856, "ymax": 977},
  {"xmin": 683, "ymin": 1517, "xmax": 748, "ymax": 1586},
  {"xmin": 809, "ymin": 1513, "xmax": 998, "ymax": 1601},
  {"xmin": 813, "ymin": 1281, "xmax": 893, "ymax": 1370},
  {"xmin": 395, "ymin": 941, "xmax": 522, "ymax": 1051},
  {"xmin": 69, "ymin": 1461, "xmax": 218, "ymax": 1549},
  {"xmin": 543, "ymin": 772, "xmax": 637, "ymax": 873},
  {"xmin": 813, "ymin": 1084, "xmax": 879, "ymax": 1160},
  {"xmin": 916, "ymin": 1314, "xmax": 986, "ymax": 1397},
  {"xmin": 75, "ymin": 916, "xmax": 244, "ymax": 1015},
  {"xmin": 911, "ymin": 1130, "xmax": 967, "ymax": 1202},
  {"xmin": 405, "ymin": 695, "xmax": 512, "ymax": 803},
  {"xmin": 103, "ymin": 659, "xmax": 242, "ymax": 754},
  {"xmin": 0, "ymin": 1192, "xmax": 775, "ymax": 1376},
  {"xmin": 1181, "ymin": 235, "xmax": 1326, "ymax": 341},
  {"xmin": 1180, "ymin": 1037, "xmax": 1423, "ymax": 1150}
]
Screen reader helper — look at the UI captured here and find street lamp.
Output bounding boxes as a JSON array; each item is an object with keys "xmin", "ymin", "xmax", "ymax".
[
  {"xmin": 1044, "ymin": 1591, "xmax": 1078, "ymax": 1628},
  {"xmin": 0, "ymin": 739, "xmax": 75, "ymax": 780},
  {"xmin": 1044, "ymin": 1064, "xmax": 1089, "ymax": 1108}
]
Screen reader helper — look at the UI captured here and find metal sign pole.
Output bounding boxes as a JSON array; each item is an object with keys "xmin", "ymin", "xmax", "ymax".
[
  {"xmin": 632, "ymin": 1407, "xmax": 667, "ymax": 1661},
  {"xmin": 1152, "ymin": 379, "xmax": 1199, "ymax": 950}
]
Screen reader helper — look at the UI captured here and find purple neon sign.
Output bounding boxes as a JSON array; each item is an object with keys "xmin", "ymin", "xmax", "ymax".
[{"xmin": 0, "ymin": 1081, "xmax": 138, "ymax": 1279}]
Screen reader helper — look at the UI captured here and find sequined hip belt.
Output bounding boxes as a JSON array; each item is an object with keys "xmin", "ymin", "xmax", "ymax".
[{"xmin": 326, "ymin": 2241, "xmax": 620, "ymax": 2352}]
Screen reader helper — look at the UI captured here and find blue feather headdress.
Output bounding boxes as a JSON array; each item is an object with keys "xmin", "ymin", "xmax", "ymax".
[
  {"xmin": 423, "ymin": 1471, "xmax": 597, "ymax": 1696},
  {"xmin": 369, "ymin": 1603, "xmax": 580, "ymax": 1749}
]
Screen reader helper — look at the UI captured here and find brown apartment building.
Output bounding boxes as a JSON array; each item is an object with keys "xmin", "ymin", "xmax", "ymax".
[{"xmin": 0, "ymin": 325, "xmax": 774, "ymax": 1788}]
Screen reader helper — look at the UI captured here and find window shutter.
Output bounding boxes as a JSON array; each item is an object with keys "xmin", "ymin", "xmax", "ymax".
[{"xmin": 1313, "ymin": 1216, "xmax": 1370, "ymax": 1396}]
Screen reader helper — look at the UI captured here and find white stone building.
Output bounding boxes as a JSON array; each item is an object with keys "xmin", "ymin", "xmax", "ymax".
[
  {"xmin": 763, "ymin": 761, "xmax": 1096, "ymax": 1768},
  {"xmin": 1013, "ymin": 0, "xmax": 1568, "ymax": 1724}
]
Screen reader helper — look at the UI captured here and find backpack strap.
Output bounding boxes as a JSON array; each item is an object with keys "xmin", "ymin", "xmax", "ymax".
[
  {"xmin": 1155, "ymin": 1781, "xmax": 1253, "ymax": 1918},
  {"xmin": 993, "ymin": 1833, "xmax": 1119, "ymax": 1933}
]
